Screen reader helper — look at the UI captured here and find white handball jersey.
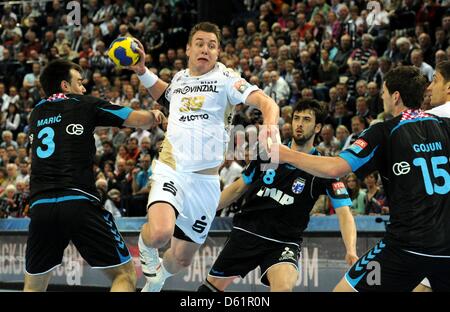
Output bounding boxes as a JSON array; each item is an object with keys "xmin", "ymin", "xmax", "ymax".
[
  {"xmin": 158, "ymin": 62, "xmax": 259, "ymax": 172},
  {"xmin": 427, "ymin": 102, "xmax": 450, "ymax": 118}
]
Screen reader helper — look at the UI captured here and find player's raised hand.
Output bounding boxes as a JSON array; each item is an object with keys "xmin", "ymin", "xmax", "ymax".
[
  {"xmin": 127, "ymin": 39, "xmax": 147, "ymax": 75},
  {"xmin": 259, "ymin": 124, "xmax": 280, "ymax": 154},
  {"xmin": 268, "ymin": 141, "xmax": 291, "ymax": 164},
  {"xmin": 151, "ymin": 109, "xmax": 166, "ymax": 126},
  {"xmin": 345, "ymin": 252, "xmax": 359, "ymax": 266}
]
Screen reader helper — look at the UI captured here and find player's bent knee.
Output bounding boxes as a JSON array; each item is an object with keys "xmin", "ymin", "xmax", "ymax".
[
  {"xmin": 269, "ymin": 280, "xmax": 295, "ymax": 292},
  {"xmin": 173, "ymin": 252, "xmax": 193, "ymax": 268},
  {"xmin": 148, "ymin": 229, "xmax": 172, "ymax": 248}
]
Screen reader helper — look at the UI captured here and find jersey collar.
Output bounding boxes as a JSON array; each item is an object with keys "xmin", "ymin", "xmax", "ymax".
[{"xmin": 288, "ymin": 140, "xmax": 317, "ymax": 155}]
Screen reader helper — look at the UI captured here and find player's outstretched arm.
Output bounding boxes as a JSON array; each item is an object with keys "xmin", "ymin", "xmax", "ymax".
[
  {"xmin": 245, "ymin": 90, "xmax": 280, "ymax": 150},
  {"xmin": 245, "ymin": 90, "xmax": 279, "ymax": 126},
  {"xmin": 272, "ymin": 143, "xmax": 352, "ymax": 179},
  {"xmin": 217, "ymin": 177, "xmax": 249, "ymax": 211},
  {"xmin": 127, "ymin": 39, "xmax": 168, "ymax": 100},
  {"xmin": 335, "ymin": 206, "xmax": 358, "ymax": 266}
]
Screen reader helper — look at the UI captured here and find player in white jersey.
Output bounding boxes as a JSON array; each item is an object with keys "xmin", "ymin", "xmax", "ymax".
[
  {"xmin": 413, "ymin": 60, "xmax": 450, "ymax": 292},
  {"xmin": 426, "ymin": 61, "xmax": 450, "ymax": 118},
  {"xmin": 129, "ymin": 22, "xmax": 280, "ymax": 292}
]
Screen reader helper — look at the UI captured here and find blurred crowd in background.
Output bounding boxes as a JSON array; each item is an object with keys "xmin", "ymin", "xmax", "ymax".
[{"xmin": 1, "ymin": 0, "xmax": 449, "ymax": 218}]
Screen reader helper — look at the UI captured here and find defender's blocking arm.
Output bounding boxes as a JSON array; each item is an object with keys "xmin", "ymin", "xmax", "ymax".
[
  {"xmin": 335, "ymin": 206, "xmax": 358, "ymax": 266},
  {"xmin": 276, "ymin": 143, "xmax": 352, "ymax": 179},
  {"xmin": 217, "ymin": 178, "xmax": 250, "ymax": 211}
]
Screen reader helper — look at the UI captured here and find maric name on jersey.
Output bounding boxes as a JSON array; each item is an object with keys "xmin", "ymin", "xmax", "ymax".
[
  {"xmin": 256, "ymin": 186, "xmax": 294, "ymax": 206},
  {"xmin": 37, "ymin": 114, "xmax": 62, "ymax": 127},
  {"xmin": 179, "ymin": 114, "xmax": 209, "ymax": 122},
  {"xmin": 173, "ymin": 85, "xmax": 218, "ymax": 94}
]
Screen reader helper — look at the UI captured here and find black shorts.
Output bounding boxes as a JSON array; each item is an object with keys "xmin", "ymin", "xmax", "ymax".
[
  {"xmin": 346, "ymin": 240, "xmax": 450, "ymax": 292},
  {"xmin": 209, "ymin": 228, "xmax": 301, "ymax": 286},
  {"xmin": 25, "ymin": 194, "xmax": 131, "ymax": 274}
]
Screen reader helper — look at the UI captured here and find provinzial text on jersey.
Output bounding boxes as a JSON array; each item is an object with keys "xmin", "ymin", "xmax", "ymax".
[
  {"xmin": 37, "ymin": 115, "xmax": 62, "ymax": 127},
  {"xmin": 173, "ymin": 85, "xmax": 218, "ymax": 94}
]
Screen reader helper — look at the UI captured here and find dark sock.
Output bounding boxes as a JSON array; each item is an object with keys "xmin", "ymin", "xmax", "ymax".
[{"xmin": 197, "ymin": 280, "xmax": 222, "ymax": 292}]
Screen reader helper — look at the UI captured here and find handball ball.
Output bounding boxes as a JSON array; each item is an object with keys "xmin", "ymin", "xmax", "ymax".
[{"xmin": 107, "ymin": 37, "xmax": 140, "ymax": 67}]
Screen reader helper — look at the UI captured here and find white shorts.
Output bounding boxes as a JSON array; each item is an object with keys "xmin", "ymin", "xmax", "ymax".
[{"xmin": 147, "ymin": 161, "xmax": 220, "ymax": 244}]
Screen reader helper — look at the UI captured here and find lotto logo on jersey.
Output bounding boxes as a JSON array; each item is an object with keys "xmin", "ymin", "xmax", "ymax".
[
  {"xmin": 332, "ymin": 182, "xmax": 347, "ymax": 196},
  {"xmin": 234, "ymin": 79, "xmax": 250, "ymax": 94},
  {"xmin": 350, "ymin": 139, "xmax": 368, "ymax": 154}
]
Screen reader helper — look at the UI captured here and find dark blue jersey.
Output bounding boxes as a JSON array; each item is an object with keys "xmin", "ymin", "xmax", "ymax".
[
  {"xmin": 29, "ymin": 93, "xmax": 132, "ymax": 202},
  {"xmin": 233, "ymin": 147, "xmax": 352, "ymax": 244},
  {"xmin": 340, "ymin": 109, "xmax": 450, "ymax": 255}
]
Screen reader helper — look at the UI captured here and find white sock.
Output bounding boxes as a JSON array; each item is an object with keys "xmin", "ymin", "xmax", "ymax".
[{"xmin": 139, "ymin": 233, "xmax": 154, "ymax": 250}]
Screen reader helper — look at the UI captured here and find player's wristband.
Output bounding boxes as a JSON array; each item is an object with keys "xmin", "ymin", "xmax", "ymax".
[{"xmin": 138, "ymin": 68, "xmax": 159, "ymax": 89}]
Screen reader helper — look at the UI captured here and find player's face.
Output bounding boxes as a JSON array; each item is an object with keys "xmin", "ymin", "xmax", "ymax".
[
  {"xmin": 427, "ymin": 72, "xmax": 449, "ymax": 107},
  {"xmin": 186, "ymin": 31, "xmax": 220, "ymax": 76},
  {"xmin": 291, "ymin": 109, "xmax": 320, "ymax": 145},
  {"xmin": 66, "ymin": 69, "xmax": 86, "ymax": 95}
]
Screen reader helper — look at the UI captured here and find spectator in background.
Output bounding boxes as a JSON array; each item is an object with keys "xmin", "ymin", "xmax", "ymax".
[
  {"xmin": 264, "ymin": 70, "xmax": 290, "ymax": 106},
  {"xmin": 0, "ymin": 167, "xmax": 7, "ymax": 190},
  {"xmin": 105, "ymin": 188, "xmax": 123, "ymax": 218},
  {"xmin": 332, "ymin": 101, "xmax": 352, "ymax": 131},
  {"xmin": 366, "ymin": 81, "xmax": 383, "ymax": 116},
  {"xmin": 410, "ymin": 49, "xmax": 434, "ymax": 82},
  {"xmin": 435, "ymin": 49, "xmax": 447, "ymax": 65},
  {"xmin": 334, "ymin": 34, "xmax": 353, "ymax": 73},
  {"xmin": 344, "ymin": 172, "xmax": 366, "ymax": 215},
  {"xmin": 281, "ymin": 122, "xmax": 293, "ymax": 145},
  {"xmin": 0, "ymin": 184, "xmax": 18, "ymax": 218},
  {"xmin": 14, "ymin": 179, "xmax": 29, "ymax": 217},
  {"xmin": 0, "ymin": 83, "xmax": 11, "ymax": 112},
  {"xmin": 98, "ymin": 141, "xmax": 116, "ymax": 171},
  {"xmin": 343, "ymin": 115, "xmax": 366, "ymax": 150},
  {"xmin": 315, "ymin": 49, "xmax": 339, "ymax": 101},
  {"xmin": 1, "ymin": 130, "xmax": 18, "ymax": 149},
  {"xmin": 348, "ymin": 34, "xmax": 378, "ymax": 71},
  {"xmin": 335, "ymin": 125, "xmax": 350, "ymax": 151},
  {"xmin": 316, "ymin": 124, "xmax": 340, "ymax": 156},
  {"xmin": 17, "ymin": 160, "xmax": 30, "ymax": 185},
  {"xmin": 364, "ymin": 171, "xmax": 388, "ymax": 215},
  {"xmin": 418, "ymin": 33, "xmax": 434, "ymax": 68},
  {"xmin": 2, "ymin": 103, "xmax": 21, "ymax": 137},
  {"xmin": 5, "ymin": 163, "xmax": 18, "ymax": 185},
  {"xmin": 299, "ymin": 50, "xmax": 319, "ymax": 86},
  {"xmin": 23, "ymin": 62, "xmax": 41, "ymax": 90}
]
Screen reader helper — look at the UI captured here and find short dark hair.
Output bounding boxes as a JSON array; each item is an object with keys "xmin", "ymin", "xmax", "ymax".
[
  {"xmin": 293, "ymin": 99, "xmax": 327, "ymax": 125},
  {"xmin": 435, "ymin": 61, "xmax": 450, "ymax": 83},
  {"xmin": 384, "ymin": 66, "xmax": 427, "ymax": 109},
  {"xmin": 40, "ymin": 59, "xmax": 82, "ymax": 97},
  {"xmin": 188, "ymin": 22, "xmax": 221, "ymax": 45}
]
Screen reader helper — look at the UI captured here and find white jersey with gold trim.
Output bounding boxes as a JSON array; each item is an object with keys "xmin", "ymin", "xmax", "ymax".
[{"xmin": 159, "ymin": 62, "xmax": 259, "ymax": 172}]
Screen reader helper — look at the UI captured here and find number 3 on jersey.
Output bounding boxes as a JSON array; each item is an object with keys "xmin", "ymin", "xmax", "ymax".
[{"xmin": 37, "ymin": 127, "xmax": 55, "ymax": 158}]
